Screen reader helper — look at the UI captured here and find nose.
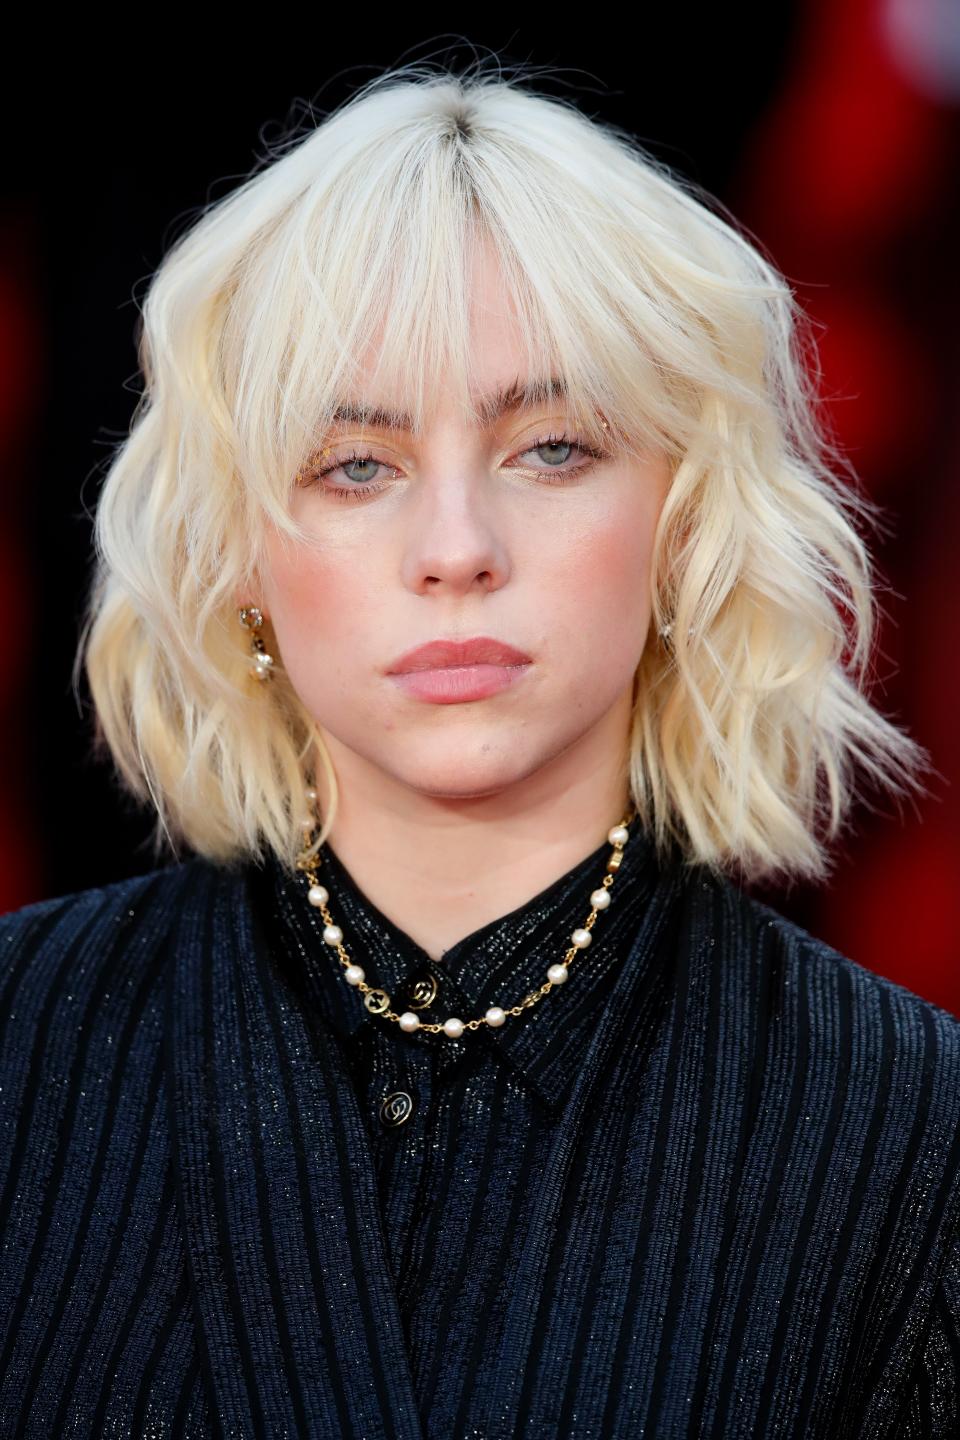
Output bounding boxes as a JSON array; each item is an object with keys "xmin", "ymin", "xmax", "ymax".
[{"xmin": 399, "ymin": 469, "xmax": 510, "ymax": 598}]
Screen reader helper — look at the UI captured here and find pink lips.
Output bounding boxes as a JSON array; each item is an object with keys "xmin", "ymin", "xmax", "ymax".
[
  {"xmin": 386, "ymin": 635, "xmax": 533, "ymax": 705},
  {"xmin": 388, "ymin": 636, "xmax": 533, "ymax": 673}
]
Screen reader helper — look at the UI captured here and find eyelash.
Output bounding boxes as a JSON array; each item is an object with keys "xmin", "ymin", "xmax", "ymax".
[{"xmin": 301, "ymin": 431, "xmax": 607, "ymax": 502}]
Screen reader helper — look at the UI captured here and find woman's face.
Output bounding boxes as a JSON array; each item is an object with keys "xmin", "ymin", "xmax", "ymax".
[{"xmin": 256, "ymin": 243, "xmax": 672, "ymax": 809}]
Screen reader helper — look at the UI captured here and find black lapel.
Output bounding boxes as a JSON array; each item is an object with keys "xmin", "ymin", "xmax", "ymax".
[{"xmin": 165, "ymin": 858, "xmax": 426, "ymax": 1439}]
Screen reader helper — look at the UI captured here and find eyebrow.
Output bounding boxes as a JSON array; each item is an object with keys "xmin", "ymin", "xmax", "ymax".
[{"xmin": 328, "ymin": 375, "xmax": 568, "ymax": 433}]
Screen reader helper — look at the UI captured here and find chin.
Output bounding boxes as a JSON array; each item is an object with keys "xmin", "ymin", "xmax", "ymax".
[
  {"xmin": 407, "ymin": 769, "xmax": 529, "ymax": 801},
  {"xmin": 389, "ymin": 747, "xmax": 538, "ymax": 800}
]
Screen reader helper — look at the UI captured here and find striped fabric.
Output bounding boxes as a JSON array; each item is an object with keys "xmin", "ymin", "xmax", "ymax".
[{"xmin": 1, "ymin": 822, "xmax": 959, "ymax": 1437}]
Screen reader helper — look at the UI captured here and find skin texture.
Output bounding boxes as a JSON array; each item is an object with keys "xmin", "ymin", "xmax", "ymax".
[{"xmin": 250, "ymin": 240, "xmax": 673, "ymax": 961}]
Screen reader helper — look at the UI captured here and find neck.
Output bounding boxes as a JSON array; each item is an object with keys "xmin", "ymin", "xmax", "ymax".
[{"xmin": 309, "ymin": 709, "xmax": 633, "ymax": 963}]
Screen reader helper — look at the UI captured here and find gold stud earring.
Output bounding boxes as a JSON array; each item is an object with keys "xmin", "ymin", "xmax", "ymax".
[{"xmin": 238, "ymin": 605, "xmax": 275, "ymax": 681}]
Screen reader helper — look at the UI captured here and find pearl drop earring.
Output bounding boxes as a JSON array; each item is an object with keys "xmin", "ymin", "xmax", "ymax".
[{"xmin": 238, "ymin": 606, "xmax": 276, "ymax": 681}]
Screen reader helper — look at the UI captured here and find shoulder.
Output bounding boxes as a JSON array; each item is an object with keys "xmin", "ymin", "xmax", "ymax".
[
  {"xmin": 689, "ymin": 861, "xmax": 960, "ymax": 1023},
  {"xmin": 0, "ymin": 855, "xmax": 235, "ymax": 1000},
  {"xmin": 0, "ymin": 855, "xmax": 253, "ymax": 1152},
  {"xmin": 691, "ymin": 864, "xmax": 960, "ymax": 1123}
]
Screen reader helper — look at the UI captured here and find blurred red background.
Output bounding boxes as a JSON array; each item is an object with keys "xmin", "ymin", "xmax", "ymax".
[{"xmin": 730, "ymin": 0, "xmax": 960, "ymax": 1008}]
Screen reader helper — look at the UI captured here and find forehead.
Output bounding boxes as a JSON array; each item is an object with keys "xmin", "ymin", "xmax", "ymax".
[{"xmin": 324, "ymin": 233, "xmax": 577, "ymax": 435}]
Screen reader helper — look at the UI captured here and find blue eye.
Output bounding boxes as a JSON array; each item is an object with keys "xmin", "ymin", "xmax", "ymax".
[
  {"xmin": 514, "ymin": 434, "xmax": 602, "ymax": 483},
  {"xmin": 301, "ymin": 430, "xmax": 606, "ymax": 502}
]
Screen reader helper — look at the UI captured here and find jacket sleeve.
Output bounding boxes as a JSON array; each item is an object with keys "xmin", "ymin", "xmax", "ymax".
[{"xmin": 897, "ymin": 1220, "xmax": 960, "ymax": 1436}]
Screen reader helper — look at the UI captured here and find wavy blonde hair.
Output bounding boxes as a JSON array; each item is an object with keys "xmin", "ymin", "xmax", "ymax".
[{"xmin": 75, "ymin": 58, "xmax": 932, "ymax": 887}]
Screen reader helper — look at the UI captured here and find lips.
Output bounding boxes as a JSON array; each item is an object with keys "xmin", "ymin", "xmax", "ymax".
[{"xmin": 387, "ymin": 636, "xmax": 533, "ymax": 674}]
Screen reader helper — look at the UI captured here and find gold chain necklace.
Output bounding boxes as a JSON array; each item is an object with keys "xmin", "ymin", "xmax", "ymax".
[{"xmin": 294, "ymin": 795, "xmax": 637, "ymax": 1038}]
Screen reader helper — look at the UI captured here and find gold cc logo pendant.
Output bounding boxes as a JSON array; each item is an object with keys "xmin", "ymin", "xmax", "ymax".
[{"xmin": 407, "ymin": 972, "xmax": 438, "ymax": 1010}]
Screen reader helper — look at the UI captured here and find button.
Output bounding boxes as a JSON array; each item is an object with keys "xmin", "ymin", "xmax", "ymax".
[{"xmin": 379, "ymin": 1090, "xmax": 415, "ymax": 1127}]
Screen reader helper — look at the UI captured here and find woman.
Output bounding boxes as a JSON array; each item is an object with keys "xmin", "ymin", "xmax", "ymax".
[{"xmin": 1, "ymin": 61, "xmax": 957, "ymax": 1439}]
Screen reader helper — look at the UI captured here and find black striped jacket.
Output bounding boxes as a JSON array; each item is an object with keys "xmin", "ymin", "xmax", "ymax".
[{"xmin": 1, "ymin": 825, "xmax": 959, "ymax": 1438}]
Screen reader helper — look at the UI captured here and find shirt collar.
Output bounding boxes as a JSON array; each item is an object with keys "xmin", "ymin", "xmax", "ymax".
[{"xmin": 254, "ymin": 818, "xmax": 663, "ymax": 1115}]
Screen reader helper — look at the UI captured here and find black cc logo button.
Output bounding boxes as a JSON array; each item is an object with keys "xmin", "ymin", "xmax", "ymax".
[{"xmin": 379, "ymin": 1090, "xmax": 415, "ymax": 1127}]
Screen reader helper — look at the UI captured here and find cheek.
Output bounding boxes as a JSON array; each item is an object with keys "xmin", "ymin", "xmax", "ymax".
[
  {"xmin": 261, "ymin": 540, "xmax": 377, "ymax": 673},
  {"xmin": 539, "ymin": 499, "xmax": 658, "ymax": 654}
]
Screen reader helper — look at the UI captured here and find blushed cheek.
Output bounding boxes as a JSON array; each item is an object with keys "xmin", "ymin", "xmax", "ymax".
[
  {"xmin": 261, "ymin": 543, "xmax": 361, "ymax": 675},
  {"xmin": 551, "ymin": 504, "xmax": 658, "ymax": 667}
]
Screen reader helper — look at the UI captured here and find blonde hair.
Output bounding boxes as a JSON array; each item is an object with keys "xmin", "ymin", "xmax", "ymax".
[{"xmin": 75, "ymin": 58, "xmax": 932, "ymax": 887}]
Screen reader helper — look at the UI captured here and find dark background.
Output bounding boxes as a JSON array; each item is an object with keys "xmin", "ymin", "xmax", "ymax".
[{"xmin": 3, "ymin": 9, "xmax": 959, "ymax": 1010}]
